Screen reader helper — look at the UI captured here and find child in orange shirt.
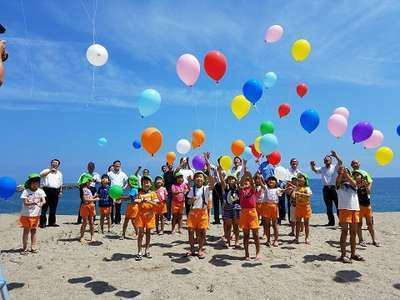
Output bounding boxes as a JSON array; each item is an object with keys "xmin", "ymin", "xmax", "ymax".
[
  {"xmin": 79, "ymin": 174, "xmax": 99, "ymax": 243},
  {"xmin": 171, "ymin": 173, "xmax": 188, "ymax": 234},
  {"xmin": 293, "ymin": 173, "xmax": 312, "ymax": 244},
  {"xmin": 135, "ymin": 176, "xmax": 159, "ymax": 261},
  {"xmin": 155, "ymin": 176, "xmax": 168, "ymax": 235},
  {"xmin": 20, "ymin": 173, "xmax": 46, "ymax": 255},
  {"xmin": 121, "ymin": 175, "xmax": 140, "ymax": 239}
]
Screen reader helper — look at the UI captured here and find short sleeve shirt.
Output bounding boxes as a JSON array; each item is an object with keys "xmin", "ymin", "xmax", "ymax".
[
  {"xmin": 20, "ymin": 188, "xmax": 46, "ymax": 217},
  {"xmin": 189, "ymin": 185, "xmax": 211, "ymax": 209}
]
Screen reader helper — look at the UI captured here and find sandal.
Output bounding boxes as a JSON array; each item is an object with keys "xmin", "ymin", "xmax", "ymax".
[
  {"xmin": 185, "ymin": 251, "xmax": 196, "ymax": 257},
  {"xmin": 373, "ymin": 241, "xmax": 381, "ymax": 247},
  {"xmin": 339, "ymin": 256, "xmax": 352, "ymax": 264},
  {"xmin": 351, "ymin": 254, "xmax": 365, "ymax": 262},
  {"xmin": 198, "ymin": 252, "xmax": 206, "ymax": 259},
  {"xmin": 20, "ymin": 250, "xmax": 29, "ymax": 256},
  {"xmin": 144, "ymin": 252, "xmax": 152, "ymax": 259},
  {"xmin": 31, "ymin": 249, "xmax": 39, "ymax": 253},
  {"xmin": 135, "ymin": 254, "xmax": 143, "ymax": 261},
  {"xmin": 359, "ymin": 240, "xmax": 367, "ymax": 247}
]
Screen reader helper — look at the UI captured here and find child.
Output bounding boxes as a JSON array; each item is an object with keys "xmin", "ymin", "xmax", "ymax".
[
  {"xmin": 218, "ymin": 167, "xmax": 241, "ymax": 248},
  {"xmin": 98, "ymin": 174, "xmax": 112, "ymax": 234},
  {"xmin": 353, "ymin": 170, "xmax": 381, "ymax": 247},
  {"xmin": 239, "ymin": 160, "xmax": 261, "ymax": 260},
  {"xmin": 261, "ymin": 176, "xmax": 283, "ymax": 247},
  {"xmin": 336, "ymin": 166, "xmax": 364, "ymax": 263},
  {"xmin": 79, "ymin": 174, "xmax": 99, "ymax": 243},
  {"xmin": 254, "ymin": 173, "xmax": 266, "ymax": 239},
  {"xmin": 285, "ymin": 177, "xmax": 298, "ymax": 236},
  {"xmin": 171, "ymin": 172, "xmax": 188, "ymax": 234},
  {"xmin": 293, "ymin": 173, "xmax": 312, "ymax": 244},
  {"xmin": 20, "ymin": 173, "xmax": 46, "ymax": 255},
  {"xmin": 155, "ymin": 176, "xmax": 168, "ymax": 235},
  {"xmin": 186, "ymin": 153, "xmax": 214, "ymax": 259},
  {"xmin": 135, "ymin": 176, "xmax": 159, "ymax": 261},
  {"xmin": 121, "ymin": 175, "xmax": 140, "ymax": 240}
]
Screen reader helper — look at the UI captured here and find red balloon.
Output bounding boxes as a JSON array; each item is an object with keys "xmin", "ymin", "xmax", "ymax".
[
  {"xmin": 278, "ymin": 103, "xmax": 291, "ymax": 118},
  {"xmin": 250, "ymin": 144, "xmax": 262, "ymax": 158},
  {"xmin": 204, "ymin": 50, "xmax": 227, "ymax": 83},
  {"xmin": 267, "ymin": 151, "xmax": 281, "ymax": 165},
  {"xmin": 296, "ymin": 83, "xmax": 308, "ymax": 98}
]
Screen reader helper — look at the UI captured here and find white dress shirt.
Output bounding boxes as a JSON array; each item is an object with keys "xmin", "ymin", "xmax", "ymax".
[
  {"xmin": 314, "ymin": 164, "xmax": 338, "ymax": 186},
  {"xmin": 40, "ymin": 169, "xmax": 63, "ymax": 189},
  {"xmin": 107, "ymin": 170, "xmax": 128, "ymax": 188}
]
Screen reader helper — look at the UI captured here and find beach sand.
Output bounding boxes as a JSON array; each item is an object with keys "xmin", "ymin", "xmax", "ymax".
[{"xmin": 1, "ymin": 213, "xmax": 400, "ymax": 299}]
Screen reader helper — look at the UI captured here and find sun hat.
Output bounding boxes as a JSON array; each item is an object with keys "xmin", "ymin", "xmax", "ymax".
[{"xmin": 24, "ymin": 173, "xmax": 41, "ymax": 189}]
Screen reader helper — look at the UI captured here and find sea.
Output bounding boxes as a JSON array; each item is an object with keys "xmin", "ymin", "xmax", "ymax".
[{"xmin": 1, "ymin": 178, "xmax": 399, "ymax": 215}]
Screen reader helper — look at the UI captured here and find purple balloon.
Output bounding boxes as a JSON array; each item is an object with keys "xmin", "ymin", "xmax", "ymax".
[
  {"xmin": 352, "ymin": 121, "xmax": 374, "ymax": 143},
  {"xmin": 192, "ymin": 155, "xmax": 206, "ymax": 170}
]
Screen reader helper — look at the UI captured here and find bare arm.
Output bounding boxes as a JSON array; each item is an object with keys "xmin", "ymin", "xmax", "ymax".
[
  {"xmin": 204, "ymin": 152, "xmax": 215, "ymax": 190},
  {"xmin": 0, "ymin": 40, "xmax": 5, "ymax": 86},
  {"xmin": 330, "ymin": 150, "xmax": 343, "ymax": 166},
  {"xmin": 134, "ymin": 166, "xmax": 142, "ymax": 176},
  {"xmin": 310, "ymin": 161, "xmax": 320, "ymax": 174},
  {"xmin": 217, "ymin": 166, "xmax": 226, "ymax": 191}
]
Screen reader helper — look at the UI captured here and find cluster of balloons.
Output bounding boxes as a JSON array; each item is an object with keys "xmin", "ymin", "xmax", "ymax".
[
  {"xmin": 141, "ymin": 127, "xmax": 163, "ymax": 156},
  {"xmin": 86, "ymin": 44, "xmax": 109, "ymax": 67},
  {"xmin": 300, "ymin": 109, "xmax": 320, "ymax": 133},
  {"xmin": 327, "ymin": 107, "xmax": 349, "ymax": 138},
  {"xmin": 0, "ymin": 176, "xmax": 17, "ymax": 199},
  {"xmin": 138, "ymin": 89, "xmax": 162, "ymax": 118},
  {"xmin": 97, "ymin": 137, "xmax": 108, "ymax": 147},
  {"xmin": 291, "ymin": 39, "xmax": 311, "ymax": 62},
  {"xmin": 254, "ymin": 121, "xmax": 279, "ymax": 155}
]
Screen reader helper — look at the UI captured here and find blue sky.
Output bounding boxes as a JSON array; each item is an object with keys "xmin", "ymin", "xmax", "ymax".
[{"xmin": 1, "ymin": 0, "xmax": 400, "ymax": 183}]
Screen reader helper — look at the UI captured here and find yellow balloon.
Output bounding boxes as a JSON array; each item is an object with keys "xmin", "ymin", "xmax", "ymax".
[
  {"xmin": 375, "ymin": 146, "xmax": 394, "ymax": 166},
  {"xmin": 220, "ymin": 155, "xmax": 232, "ymax": 171},
  {"xmin": 231, "ymin": 95, "xmax": 251, "ymax": 120},
  {"xmin": 291, "ymin": 39, "xmax": 311, "ymax": 62},
  {"xmin": 254, "ymin": 136, "xmax": 261, "ymax": 153}
]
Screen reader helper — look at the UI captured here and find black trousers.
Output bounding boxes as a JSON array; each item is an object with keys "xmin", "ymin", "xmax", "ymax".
[
  {"xmin": 322, "ymin": 185, "xmax": 339, "ymax": 225},
  {"xmin": 278, "ymin": 193, "xmax": 287, "ymax": 223},
  {"xmin": 185, "ymin": 195, "xmax": 190, "ymax": 217},
  {"xmin": 111, "ymin": 202, "xmax": 122, "ymax": 224},
  {"xmin": 165, "ymin": 189, "xmax": 172, "ymax": 221},
  {"xmin": 286, "ymin": 194, "xmax": 292, "ymax": 222},
  {"xmin": 212, "ymin": 183, "xmax": 223, "ymax": 223},
  {"xmin": 40, "ymin": 187, "xmax": 60, "ymax": 226}
]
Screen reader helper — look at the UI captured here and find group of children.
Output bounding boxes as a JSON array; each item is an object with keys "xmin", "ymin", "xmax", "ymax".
[{"xmin": 19, "ymin": 153, "xmax": 380, "ymax": 263}]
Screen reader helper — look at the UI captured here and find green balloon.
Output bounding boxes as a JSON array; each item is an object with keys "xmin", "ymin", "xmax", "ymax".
[
  {"xmin": 108, "ymin": 185, "xmax": 123, "ymax": 200},
  {"xmin": 260, "ymin": 121, "xmax": 275, "ymax": 135}
]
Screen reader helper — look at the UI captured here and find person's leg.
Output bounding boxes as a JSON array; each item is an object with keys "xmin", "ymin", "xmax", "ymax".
[
  {"xmin": 197, "ymin": 229, "xmax": 206, "ymax": 256},
  {"xmin": 77, "ymin": 202, "xmax": 83, "ymax": 224},
  {"xmin": 286, "ymin": 194, "xmax": 291, "ymax": 223},
  {"xmin": 212, "ymin": 186, "xmax": 220, "ymax": 224},
  {"xmin": 262, "ymin": 217, "xmax": 268, "ymax": 239},
  {"xmin": 30, "ymin": 229, "xmax": 37, "ymax": 251},
  {"xmin": 80, "ymin": 218, "xmax": 87, "ymax": 242},
  {"xmin": 278, "ymin": 194, "xmax": 286, "ymax": 224},
  {"xmin": 290, "ymin": 220, "xmax": 295, "ymax": 235},
  {"xmin": 106, "ymin": 215, "xmax": 111, "ymax": 233},
  {"xmin": 233, "ymin": 218, "xmax": 240, "ymax": 247},
  {"xmin": 48, "ymin": 190, "xmax": 59, "ymax": 225},
  {"xmin": 89, "ymin": 217, "xmax": 95, "ymax": 241},
  {"xmin": 357, "ymin": 217, "xmax": 363, "ymax": 244},
  {"xmin": 111, "ymin": 204, "xmax": 115, "ymax": 224},
  {"xmin": 350, "ymin": 222, "xmax": 357, "ymax": 258},
  {"xmin": 295, "ymin": 217, "xmax": 301, "ymax": 243},
  {"xmin": 243, "ymin": 229, "xmax": 250, "ymax": 259},
  {"xmin": 272, "ymin": 219, "xmax": 279, "ymax": 246},
  {"xmin": 365, "ymin": 216, "xmax": 377, "ymax": 244},
  {"xmin": 304, "ymin": 219, "xmax": 310, "ymax": 244},
  {"xmin": 340, "ymin": 222, "xmax": 349, "ymax": 258},
  {"xmin": 185, "ymin": 196, "xmax": 190, "ymax": 217},
  {"xmin": 166, "ymin": 192, "xmax": 172, "ymax": 221},
  {"xmin": 188, "ymin": 228, "xmax": 195, "ymax": 254},
  {"xmin": 22, "ymin": 228, "xmax": 29, "ymax": 251},
  {"xmin": 266, "ymin": 217, "xmax": 271, "ymax": 244},
  {"xmin": 331, "ymin": 188, "xmax": 339, "ymax": 218},
  {"xmin": 40, "ymin": 188, "xmax": 50, "ymax": 227},
  {"xmin": 122, "ymin": 218, "xmax": 129, "ymax": 238},
  {"xmin": 137, "ymin": 227, "xmax": 144, "ymax": 256},
  {"xmin": 171, "ymin": 213, "xmax": 177, "ymax": 233},
  {"xmin": 155, "ymin": 214, "xmax": 160, "ymax": 233},
  {"xmin": 252, "ymin": 229, "xmax": 260, "ymax": 259},
  {"xmin": 160, "ymin": 214, "xmax": 165, "ymax": 233},
  {"xmin": 224, "ymin": 218, "xmax": 232, "ymax": 246},
  {"xmin": 115, "ymin": 202, "xmax": 121, "ymax": 224},
  {"xmin": 100, "ymin": 214, "xmax": 105, "ymax": 234},
  {"xmin": 178, "ymin": 213, "xmax": 183, "ymax": 233},
  {"xmin": 323, "ymin": 187, "xmax": 334, "ymax": 225},
  {"xmin": 144, "ymin": 228, "xmax": 151, "ymax": 255}
]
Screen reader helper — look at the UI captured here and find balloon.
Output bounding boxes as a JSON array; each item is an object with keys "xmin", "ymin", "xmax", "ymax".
[
  {"xmin": 327, "ymin": 114, "xmax": 348, "ymax": 138},
  {"xmin": 274, "ymin": 166, "xmax": 288, "ymax": 182},
  {"xmin": 375, "ymin": 146, "xmax": 394, "ymax": 166},
  {"xmin": 0, "ymin": 177, "xmax": 17, "ymax": 199},
  {"xmin": 108, "ymin": 185, "xmax": 123, "ymax": 200},
  {"xmin": 254, "ymin": 136, "xmax": 261, "ymax": 153},
  {"xmin": 231, "ymin": 95, "xmax": 251, "ymax": 120},
  {"xmin": 250, "ymin": 144, "xmax": 262, "ymax": 158},
  {"xmin": 231, "ymin": 139, "xmax": 245, "ymax": 156},
  {"xmin": 204, "ymin": 50, "xmax": 227, "ymax": 82},
  {"xmin": 291, "ymin": 39, "xmax": 311, "ymax": 62},
  {"xmin": 397, "ymin": 124, "xmax": 400, "ymax": 136},
  {"xmin": 97, "ymin": 137, "xmax": 108, "ymax": 147},
  {"xmin": 141, "ymin": 127, "xmax": 163, "ymax": 156},
  {"xmin": 278, "ymin": 103, "xmax": 291, "ymax": 118},
  {"xmin": 138, "ymin": 89, "xmax": 161, "ymax": 118},
  {"xmin": 333, "ymin": 107, "xmax": 350, "ymax": 120},
  {"xmin": 86, "ymin": 43, "xmax": 108, "ymax": 66},
  {"xmin": 352, "ymin": 122, "xmax": 374, "ymax": 143},
  {"xmin": 264, "ymin": 25, "xmax": 284, "ymax": 43},
  {"xmin": 220, "ymin": 155, "xmax": 232, "ymax": 171},
  {"xmin": 243, "ymin": 79, "xmax": 263, "ymax": 105},
  {"xmin": 363, "ymin": 130, "xmax": 384, "ymax": 149},
  {"xmin": 259, "ymin": 134, "xmax": 279, "ymax": 155},
  {"xmin": 192, "ymin": 129, "xmax": 206, "ymax": 149},
  {"xmin": 176, "ymin": 139, "xmax": 191, "ymax": 154},
  {"xmin": 300, "ymin": 109, "xmax": 320, "ymax": 133},
  {"xmin": 242, "ymin": 146, "xmax": 253, "ymax": 160},
  {"xmin": 260, "ymin": 121, "xmax": 275, "ymax": 135},
  {"xmin": 192, "ymin": 155, "xmax": 206, "ymax": 170},
  {"xmin": 263, "ymin": 72, "xmax": 277, "ymax": 89},
  {"xmin": 296, "ymin": 83, "xmax": 308, "ymax": 98},
  {"xmin": 132, "ymin": 140, "xmax": 141, "ymax": 149},
  {"xmin": 166, "ymin": 151, "xmax": 176, "ymax": 164},
  {"xmin": 267, "ymin": 151, "xmax": 281, "ymax": 166},
  {"xmin": 176, "ymin": 53, "xmax": 200, "ymax": 87}
]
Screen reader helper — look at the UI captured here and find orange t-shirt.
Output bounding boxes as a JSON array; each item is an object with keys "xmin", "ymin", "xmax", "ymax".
[{"xmin": 137, "ymin": 190, "xmax": 158, "ymax": 213}]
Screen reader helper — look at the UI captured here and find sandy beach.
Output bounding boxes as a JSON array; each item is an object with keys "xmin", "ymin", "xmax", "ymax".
[{"xmin": 1, "ymin": 213, "xmax": 400, "ymax": 299}]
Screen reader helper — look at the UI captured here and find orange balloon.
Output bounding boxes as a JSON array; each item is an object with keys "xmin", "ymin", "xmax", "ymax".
[
  {"xmin": 192, "ymin": 129, "xmax": 206, "ymax": 149},
  {"xmin": 141, "ymin": 127, "xmax": 163, "ymax": 156},
  {"xmin": 166, "ymin": 151, "xmax": 176, "ymax": 164},
  {"xmin": 231, "ymin": 139, "xmax": 245, "ymax": 156}
]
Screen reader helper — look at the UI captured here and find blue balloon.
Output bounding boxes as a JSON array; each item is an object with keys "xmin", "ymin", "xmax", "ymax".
[
  {"xmin": 259, "ymin": 134, "xmax": 278, "ymax": 155},
  {"xmin": 263, "ymin": 72, "xmax": 277, "ymax": 89},
  {"xmin": 138, "ymin": 89, "xmax": 161, "ymax": 117},
  {"xmin": 97, "ymin": 137, "xmax": 108, "ymax": 147},
  {"xmin": 300, "ymin": 109, "xmax": 320, "ymax": 133},
  {"xmin": 133, "ymin": 140, "xmax": 141, "ymax": 149},
  {"xmin": 242, "ymin": 146, "xmax": 253, "ymax": 160},
  {"xmin": 0, "ymin": 177, "xmax": 17, "ymax": 199},
  {"xmin": 243, "ymin": 79, "xmax": 263, "ymax": 104},
  {"xmin": 397, "ymin": 124, "xmax": 400, "ymax": 136}
]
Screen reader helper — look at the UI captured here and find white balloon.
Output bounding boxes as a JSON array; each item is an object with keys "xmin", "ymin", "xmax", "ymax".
[
  {"xmin": 176, "ymin": 139, "xmax": 191, "ymax": 154},
  {"xmin": 86, "ymin": 44, "xmax": 108, "ymax": 67},
  {"xmin": 274, "ymin": 165, "xmax": 289, "ymax": 182}
]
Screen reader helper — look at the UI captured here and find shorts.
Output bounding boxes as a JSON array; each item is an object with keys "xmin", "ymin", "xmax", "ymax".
[
  {"xmin": 99, "ymin": 207, "xmax": 112, "ymax": 215},
  {"xmin": 125, "ymin": 203, "xmax": 139, "ymax": 220},
  {"xmin": 222, "ymin": 206, "xmax": 241, "ymax": 220},
  {"xmin": 156, "ymin": 202, "xmax": 167, "ymax": 215},
  {"xmin": 187, "ymin": 208, "xmax": 208, "ymax": 230},
  {"xmin": 172, "ymin": 201, "xmax": 185, "ymax": 215},
  {"xmin": 259, "ymin": 203, "xmax": 278, "ymax": 219},
  {"xmin": 135, "ymin": 210, "xmax": 156, "ymax": 229},
  {"xmin": 295, "ymin": 204, "xmax": 312, "ymax": 219},
  {"xmin": 80, "ymin": 204, "xmax": 96, "ymax": 218},
  {"xmin": 359, "ymin": 205, "xmax": 372, "ymax": 219},
  {"xmin": 240, "ymin": 208, "xmax": 259, "ymax": 230},
  {"xmin": 339, "ymin": 209, "xmax": 360, "ymax": 224},
  {"xmin": 19, "ymin": 216, "xmax": 40, "ymax": 229}
]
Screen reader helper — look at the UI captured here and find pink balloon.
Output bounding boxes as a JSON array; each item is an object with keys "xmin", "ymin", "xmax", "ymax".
[
  {"xmin": 333, "ymin": 107, "xmax": 350, "ymax": 119},
  {"xmin": 176, "ymin": 54, "xmax": 200, "ymax": 87},
  {"xmin": 264, "ymin": 25, "xmax": 284, "ymax": 43},
  {"xmin": 327, "ymin": 114, "xmax": 348, "ymax": 138},
  {"xmin": 363, "ymin": 129, "xmax": 384, "ymax": 149}
]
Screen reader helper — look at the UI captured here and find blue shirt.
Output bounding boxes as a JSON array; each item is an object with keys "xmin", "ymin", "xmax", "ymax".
[
  {"xmin": 98, "ymin": 185, "xmax": 112, "ymax": 207},
  {"xmin": 258, "ymin": 161, "xmax": 275, "ymax": 180}
]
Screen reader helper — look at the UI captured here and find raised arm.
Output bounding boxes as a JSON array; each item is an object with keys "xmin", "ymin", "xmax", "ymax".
[
  {"xmin": 0, "ymin": 40, "xmax": 5, "ymax": 86},
  {"xmin": 204, "ymin": 152, "xmax": 215, "ymax": 190},
  {"xmin": 134, "ymin": 166, "xmax": 142, "ymax": 176},
  {"xmin": 330, "ymin": 150, "xmax": 343, "ymax": 166},
  {"xmin": 310, "ymin": 161, "xmax": 320, "ymax": 174}
]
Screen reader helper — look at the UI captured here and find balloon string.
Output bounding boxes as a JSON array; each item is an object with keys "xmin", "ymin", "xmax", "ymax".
[
  {"xmin": 191, "ymin": 87, "xmax": 199, "ymax": 129},
  {"xmin": 212, "ymin": 89, "xmax": 219, "ymax": 156},
  {"xmin": 19, "ymin": 0, "xmax": 34, "ymax": 98},
  {"xmin": 92, "ymin": 0, "xmax": 98, "ymax": 44}
]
